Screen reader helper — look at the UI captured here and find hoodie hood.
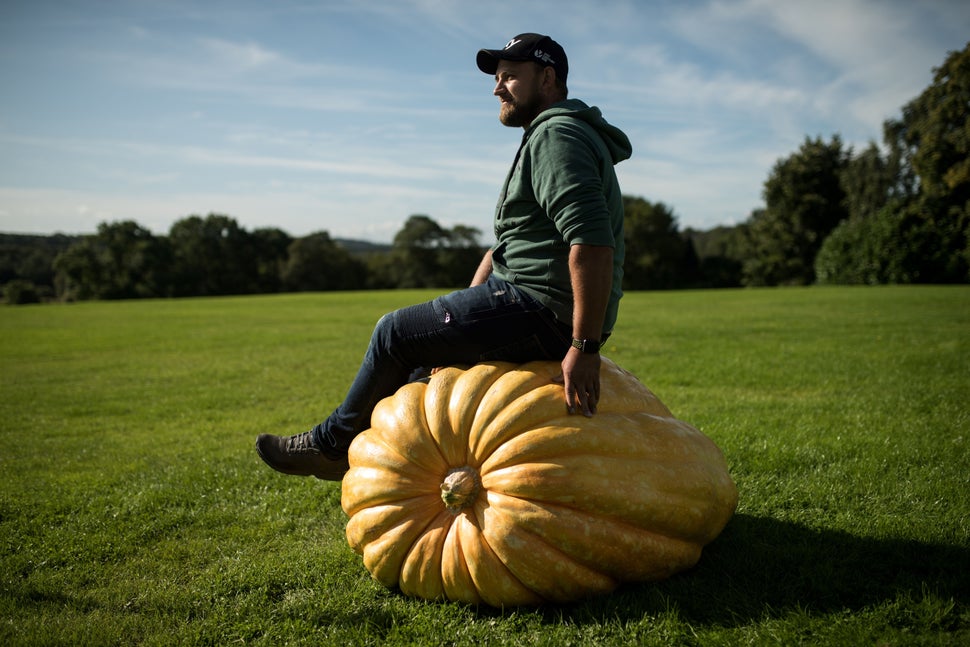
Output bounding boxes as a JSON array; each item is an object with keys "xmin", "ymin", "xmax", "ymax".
[{"xmin": 531, "ymin": 99, "xmax": 632, "ymax": 164}]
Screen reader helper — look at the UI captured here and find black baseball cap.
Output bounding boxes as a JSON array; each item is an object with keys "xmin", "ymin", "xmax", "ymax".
[{"xmin": 477, "ymin": 33, "xmax": 568, "ymax": 83}]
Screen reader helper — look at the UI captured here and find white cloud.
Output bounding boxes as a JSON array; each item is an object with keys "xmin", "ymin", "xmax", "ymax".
[
  {"xmin": 2, "ymin": 0, "xmax": 967, "ymax": 241},
  {"xmin": 199, "ymin": 37, "xmax": 283, "ymax": 69},
  {"xmin": 669, "ymin": 0, "xmax": 967, "ymax": 136}
]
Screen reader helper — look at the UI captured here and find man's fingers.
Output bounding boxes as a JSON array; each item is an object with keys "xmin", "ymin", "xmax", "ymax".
[
  {"xmin": 564, "ymin": 378, "xmax": 577, "ymax": 414},
  {"xmin": 555, "ymin": 372, "xmax": 599, "ymax": 416},
  {"xmin": 578, "ymin": 387, "xmax": 594, "ymax": 417},
  {"xmin": 569, "ymin": 382, "xmax": 595, "ymax": 417}
]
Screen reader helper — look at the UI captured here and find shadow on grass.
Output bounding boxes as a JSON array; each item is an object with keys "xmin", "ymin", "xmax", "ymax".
[{"xmin": 556, "ymin": 513, "xmax": 970, "ymax": 627}]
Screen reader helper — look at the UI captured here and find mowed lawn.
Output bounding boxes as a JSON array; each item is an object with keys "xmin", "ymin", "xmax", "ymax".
[{"xmin": 1, "ymin": 286, "xmax": 967, "ymax": 646}]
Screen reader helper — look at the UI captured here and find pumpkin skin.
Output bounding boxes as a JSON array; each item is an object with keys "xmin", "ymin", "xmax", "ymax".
[{"xmin": 341, "ymin": 358, "xmax": 738, "ymax": 607}]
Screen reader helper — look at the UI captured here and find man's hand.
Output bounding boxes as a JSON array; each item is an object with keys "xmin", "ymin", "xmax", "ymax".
[{"xmin": 555, "ymin": 347, "xmax": 601, "ymax": 416}]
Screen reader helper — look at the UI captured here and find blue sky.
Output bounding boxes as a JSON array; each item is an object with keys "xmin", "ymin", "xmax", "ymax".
[{"xmin": 1, "ymin": 0, "xmax": 967, "ymax": 243}]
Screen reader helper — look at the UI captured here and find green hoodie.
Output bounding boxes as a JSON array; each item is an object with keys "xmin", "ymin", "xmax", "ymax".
[{"xmin": 490, "ymin": 98, "xmax": 632, "ymax": 335}]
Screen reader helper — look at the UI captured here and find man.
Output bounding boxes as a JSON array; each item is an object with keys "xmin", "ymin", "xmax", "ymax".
[{"xmin": 256, "ymin": 33, "xmax": 632, "ymax": 481}]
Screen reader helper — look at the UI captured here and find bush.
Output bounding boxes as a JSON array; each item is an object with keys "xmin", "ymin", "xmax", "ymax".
[
  {"xmin": 816, "ymin": 201, "xmax": 969, "ymax": 284},
  {"xmin": 3, "ymin": 279, "xmax": 41, "ymax": 305}
]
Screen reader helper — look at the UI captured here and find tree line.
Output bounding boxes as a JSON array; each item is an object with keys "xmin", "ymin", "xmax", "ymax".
[
  {"xmin": 0, "ymin": 205, "xmax": 720, "ymax": 303},
  {"xmin": 0, "ymin": 215, "xmax": 473, "ymax": 303},
  {"xmin": 3, "ymin": 42, "xmax": 967, "ymax": 304}
]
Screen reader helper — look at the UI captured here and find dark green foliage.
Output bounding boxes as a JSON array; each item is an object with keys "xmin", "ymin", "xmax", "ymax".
[
  {"xmin": 897, "ymin": 44, "xmax": 970, "ymax": 208},
  {"xmin": 0, "ymin": 233, "xmax": 77, "ymax": 300},
  {"xmin": 251, "ymin": 227, "xmax": 294, "ymax": 293},
  {"xmin": 282, "ymin": 231, "xmax": 367, "ymax": 292},
  {"xmin": 3, "ymin": 214, "xmax": 482, "ymax": 301},
  {"xmin": 168, "ymin": 214, "xmax": 261, "ymax": 297},
  {"xmin": 2, "ymin": 279, "xmax": 41, "ymax": 304},
  {"xmin": 840, "ymin": 141, "xmax": 896, "ymax": 221},
  {"xmin": 817, "ymin": 42, "xmax": 970, "ymax": 285},
  {"xmin": 742, "ymin": 43, "xmax": 970, "ymax": 286},
  {"xmin": 53, "ymin": 220, "xmax": 172, "ymax": 300},
  {"xmin": 742, "ymin": 136, "xmax": 850, "ymax": 286},
  {"xmin": 383, "ymin": 214, "xmax": 484, "ymax": 289},
  {"xmin": 890, "ymin": 42, "xmax": 970, "ymax": 281},
  {"xmin": 686, "ymin": 225, "xmax": 748, "ymax": 288},
  {"xmin": 817, "ymin": 200, "xmax": 966, "ymax": 284},
  {"xmin": 622, "ymin": 197, "xmax": 699, "ymax": 290},
  {"xmin": 815, "ymin": 208, "xmax": 902, "ymax": 285}
]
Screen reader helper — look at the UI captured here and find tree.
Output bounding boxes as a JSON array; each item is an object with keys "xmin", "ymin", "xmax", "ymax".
[
  {"xmin": 686, "ymin": 225, "xmax": 746, "ymax": 288},
  {"xmin": 390, "ymin": 215, "xmax": 448, "ymax": 288},
  {"xmin": 820, "ymin": 43, "xmax": 970, "ymax": 284},
  {"xmin": 622, "ymin": 197, "xmax": 696, "ymax": 289},
  {"xmin": 817, "ymin": 198, "xmax": 963, "ymax": 285},
  {"xmin": 251, "ymin": 227, "xmax": 292, "ymax": 293},
  {"xmin": 281, "ymin": 231, "xmax": 366, "ymax": 291},
  {"xmin": 815, "ymin": 204, "xmax": 905, "ymax": 284},
  {"xmin": 52, "ymin": 236, "xmax": 100, "ymax": 300},
  {"xmin": 743, "ymin": 136, "xmax": 850, "ymax": 286},
  {"xmin": 393, "ymin": 215, "xmax": 448, "ymax": 250},
  {"xmin": 0, "ymin": 233, "xmax": 76, "ymax": 300},
  {"xmin": 3, "ymin": 279, "xmax": 41, "ymax": 305},
  {"xmin": 840, "ymin": 142, "xmax": 894, "ymax": 221},
  {"xmin": 168, "ymin": 214, "xmax": 259, "ymax": 296},
  {"xmin": 899, "ymin": 43, "xmax": 970, "ymax": 207},
  {"xmin": 438, "ymin": 224, "xmax": 484, "ymax": 288},
  {"xmin": 386, "ymin": 215, "xmax": 483, "ymax": 288},
  {"xmin": 364, "ymin": 253, "xmax": 399, "ymax": 290},
  {"xmin": 53, "ymin": 221, "xmax": 170, "ymax": 300},
  {"xmin": 885, "ymin": 42, "xmax": 970, "ymax": 281}
]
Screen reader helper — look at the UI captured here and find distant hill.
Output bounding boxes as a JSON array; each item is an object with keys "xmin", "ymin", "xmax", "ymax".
[
  {"xmin": 334, "ymin": 238, "xmax": 392, "ymax": 255},
  {"xmin": 0, "ymin": 232, "xmax": 82, "ymax": 248}
]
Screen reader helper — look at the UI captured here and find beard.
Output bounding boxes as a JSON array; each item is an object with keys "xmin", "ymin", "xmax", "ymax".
[{"xmin": 499, "ymin": 93, "xmax": 544, "ymax": 128}]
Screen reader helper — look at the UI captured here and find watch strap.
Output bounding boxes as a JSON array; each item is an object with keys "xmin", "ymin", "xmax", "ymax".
[{"xmin": 571, "ymin": 338, "xmax": 601, "ymax": 353}]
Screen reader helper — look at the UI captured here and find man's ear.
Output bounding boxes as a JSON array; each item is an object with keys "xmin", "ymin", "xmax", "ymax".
[{"xmin": 541, "ymin": 65, "xmax": 558, "ymax": 93}]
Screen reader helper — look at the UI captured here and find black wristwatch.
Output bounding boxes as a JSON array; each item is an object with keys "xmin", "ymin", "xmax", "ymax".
[{"xmin": 571, "ymin": 338, "xmax": 601, "ymax": 354}]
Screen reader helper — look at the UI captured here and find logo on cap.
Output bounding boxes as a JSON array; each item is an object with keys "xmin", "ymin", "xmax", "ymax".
[
  {"xmin": 535, "ymin": 49, "xmax": 555, "ymax": 65},
  {"xmin": 504, "ymin": 38, "xmax": 521, "ymax": 50}
]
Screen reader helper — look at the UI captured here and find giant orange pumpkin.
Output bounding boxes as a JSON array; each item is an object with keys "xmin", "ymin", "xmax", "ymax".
[{"xmin": 341, "ymin": 358, "xmax": 738, "ymax": 606}]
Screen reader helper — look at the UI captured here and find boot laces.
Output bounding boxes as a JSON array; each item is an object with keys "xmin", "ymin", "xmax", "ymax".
[{"xmin": 285, "ymin": 431, "xmax": 320, "ymax": 455}]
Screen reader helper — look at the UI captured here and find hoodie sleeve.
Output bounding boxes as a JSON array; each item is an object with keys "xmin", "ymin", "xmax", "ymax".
[{"xmin": 529, "ymin": 117, "xmax": 617, "ymax": 247}]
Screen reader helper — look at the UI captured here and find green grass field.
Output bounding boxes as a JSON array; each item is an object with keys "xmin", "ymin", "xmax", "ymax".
[{"xmin": 1, "ymin": 286, "xmax": 967, "ymax": 645}]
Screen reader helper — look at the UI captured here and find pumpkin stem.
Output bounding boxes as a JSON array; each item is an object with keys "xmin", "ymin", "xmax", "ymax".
[{"xmin": 440, "ymin": 466, "xmax": 482, "ymax": 512}]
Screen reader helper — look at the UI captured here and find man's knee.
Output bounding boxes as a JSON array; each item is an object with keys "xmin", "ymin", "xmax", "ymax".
[{"xmin": 373, "ymin": 302, "xmax": 440, "ymax": 346}]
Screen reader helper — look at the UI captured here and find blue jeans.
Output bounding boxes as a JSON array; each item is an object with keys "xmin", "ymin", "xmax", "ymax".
[{"xmin": 312, "ymin": 275, "xmax": 572, "ymax": 453}]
